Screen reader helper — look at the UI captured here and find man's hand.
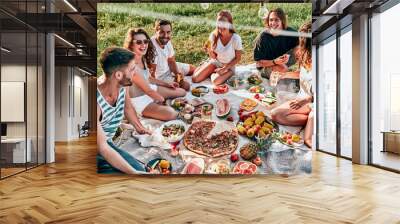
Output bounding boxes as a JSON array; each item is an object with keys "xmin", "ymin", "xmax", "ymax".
[
  {"xmin": 166, "ymin": 82, "xmax": 179, "ymax": 89},
  {"xmin": 134, "ymin": 124, "xmax": 152, "ymax": 135}
]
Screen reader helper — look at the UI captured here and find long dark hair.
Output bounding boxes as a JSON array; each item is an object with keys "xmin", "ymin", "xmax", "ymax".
[
  {"xmin": 264, "ymin": 8, "xmax": 288, "ymax": 30},
  {"xmin": 296, "ymin": 21, "xmax": 312, "ymax": 69},
  {"xmin": 211, "ymin": 10, "xmax": 236, "ymax": 50},
  {"xmin": 123, "ymin": 28, "xmax": 156, "ymax": 68}
]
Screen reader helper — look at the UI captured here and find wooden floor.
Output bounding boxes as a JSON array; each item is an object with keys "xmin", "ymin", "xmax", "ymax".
[{"xmin": 1, "ymin": 135, "xmax": 400, "ymax": 224}]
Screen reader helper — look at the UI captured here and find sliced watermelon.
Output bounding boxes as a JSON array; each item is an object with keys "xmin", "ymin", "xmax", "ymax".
[{"xmin": 216, "ymin": 98, "xmax": 231, "ymax": 118}]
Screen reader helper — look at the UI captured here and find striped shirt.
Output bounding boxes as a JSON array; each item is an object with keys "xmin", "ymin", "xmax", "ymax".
[{"xmin": 97, "ymin": 87, "xmax": 126, "ymax": 139}]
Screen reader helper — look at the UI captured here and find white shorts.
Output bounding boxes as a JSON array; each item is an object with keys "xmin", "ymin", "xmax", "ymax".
[
  {"xmin": 156, "ymin": 62, "xmax": 191, "ymax": 82},
  {"xmin": 208, "ymin": 59, "xmax": 236, "ymax": 73},
  {"xmin": 130, "ymin": 84, "xmax": 157, "ymax": 116}
]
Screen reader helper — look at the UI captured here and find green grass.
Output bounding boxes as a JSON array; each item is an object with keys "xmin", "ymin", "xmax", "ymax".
[{"xmin": 97, "ymin": 3, "xmax": 311, "ymax": 76}]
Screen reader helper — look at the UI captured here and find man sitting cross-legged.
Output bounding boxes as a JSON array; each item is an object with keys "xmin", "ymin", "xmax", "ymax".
[{"xmin": 97, "ymin": 47, "xmax": 151, "ymax": 174}]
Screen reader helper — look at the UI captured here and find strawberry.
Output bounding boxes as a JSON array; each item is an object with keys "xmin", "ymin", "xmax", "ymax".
[
  {"xmin": 230, "ymin": 153, "xmax": 239, "ymax": 162},
  {"xmin": 227, "ymin": 116, "xmax": 234, "ymax": 122}
]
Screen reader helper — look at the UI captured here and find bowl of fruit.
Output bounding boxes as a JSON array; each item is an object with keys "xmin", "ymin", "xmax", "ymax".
[
  {"xmin": 147, "ymin": 158, "xmax": 172, "ymax": 174},
  {"xmin": 247, "ymin": 85, "xmax": 265, "ymax": 94},
  {"xmin": 236, "ymin": 110, "xmax": 278, "ymax": 141},
  {"xmin": 247, "ymin": 74, "xmax": 263, "ymax": 85}
]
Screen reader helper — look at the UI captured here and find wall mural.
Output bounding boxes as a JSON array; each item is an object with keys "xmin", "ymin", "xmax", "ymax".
[{"xmin": 96, "ymin": 2, "xmax": 313, "ymax": 175}]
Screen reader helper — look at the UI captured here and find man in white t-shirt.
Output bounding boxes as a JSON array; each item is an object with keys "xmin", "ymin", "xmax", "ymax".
[{"xmin": 150, "ymin": 19, "xmax": 196, "ymax": 91}]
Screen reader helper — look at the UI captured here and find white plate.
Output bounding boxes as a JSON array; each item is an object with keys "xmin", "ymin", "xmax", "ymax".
[{"xmin": 159, "ymin": 120, "xmax": 187, "ymax": 143}]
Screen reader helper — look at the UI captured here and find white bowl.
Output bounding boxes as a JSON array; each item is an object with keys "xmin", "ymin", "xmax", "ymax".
[{"xmin": 160, "ymin": 120, "xmax": 187, "ymax": 143}]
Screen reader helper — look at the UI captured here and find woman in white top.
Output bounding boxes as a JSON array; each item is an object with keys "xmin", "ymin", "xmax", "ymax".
[
  {"xmin": 271, "ymin": 22, "xmax": 313, "ymax": 148},
  {"xmin": 192, "ymin": 10, "xmax": 243, "ymax": 85},
  {"xmin": 124, "ymin": 28, "xmax": 186, "ymax": 121}
]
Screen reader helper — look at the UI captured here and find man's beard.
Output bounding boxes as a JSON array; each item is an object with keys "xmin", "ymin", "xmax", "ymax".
[{"xmin": 158, "ymin": 36, "xmax": 170, "ymax": 45}]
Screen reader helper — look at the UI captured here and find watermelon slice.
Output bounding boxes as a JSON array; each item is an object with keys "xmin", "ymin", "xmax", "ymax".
[{"xmin": 216, "ymin": 98, "xmax": 231, "ymax": 118}]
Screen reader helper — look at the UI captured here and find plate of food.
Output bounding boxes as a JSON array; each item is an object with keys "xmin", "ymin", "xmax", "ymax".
[
  {"xmin": 171, "ymin": 98, "xmax": 189, "ymax": 111},
  {"xmin": 205, "ymin": 159, "xmax": 230, "ymax": 174},
  {"xmin": 240, "ymin": 98, "xmax": 258, "ymax": 111},
  {"xmin": 254, "ymin": 92, "xmax": 277, "ymax": 106},
  {"xmin": 160, "ymin": 120, "xmax": 187, "ymax": 143},
  {"xmin": 213, "ymin": 84, "xmax": 229, "ymax": 94},
  {"xmin": 147, "ymin": 158, "xmax": 172, "ymax": 174},
  {"xmin": 232, "ymin": 161, "xmax": 258, "ymax": 175},
  {"xmin": 227, "ymin": 76, "xmax": 245, "ymax": 89},
  {"xmin": 247, "ymin": 74, "xmax": 263, "ymax": 85},
  {"xmin": 247, "ymin": 85, "xmax": 265, "ymax": 93},
  {"xmin": 273, "ymin": 132, "xmax": 304, "ymax": 147},
  {"xmin": 191, "ymin": 86, "xmax": 209, "ymax": 97},
  {"xmin": 236, "ymin": 111, "xmax": 277, "ymax": 141},
  {"xmin": 181, "ymin": 158, "xmax": 205, "ymax": 174}
]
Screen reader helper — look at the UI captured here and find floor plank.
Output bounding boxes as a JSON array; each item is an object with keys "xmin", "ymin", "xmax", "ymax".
[{"xmin": 0, "ymin": 135, "xmax": 399, "ymax": 224}]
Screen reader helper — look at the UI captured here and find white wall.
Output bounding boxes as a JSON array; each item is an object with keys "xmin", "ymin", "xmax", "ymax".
[{"xmin": 54, "ymin": 66, "xmax": 89, "ymax": 141}]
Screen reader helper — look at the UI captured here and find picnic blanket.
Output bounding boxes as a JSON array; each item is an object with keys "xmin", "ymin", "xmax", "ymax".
[{"xmin": 114, "ymin": 63, "xmax": 312, "ymax": 175}]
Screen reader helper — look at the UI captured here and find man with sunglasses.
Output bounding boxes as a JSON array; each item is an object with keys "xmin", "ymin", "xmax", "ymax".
[{"xmin": 150, "ymin": 19, "xmax": 196, "ymax": 91}]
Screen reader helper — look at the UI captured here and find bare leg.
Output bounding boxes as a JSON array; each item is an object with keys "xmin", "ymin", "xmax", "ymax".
[
  {"xmin": 192, "ymin": 62, "xmax": 217, "ymax": 83},
  {"xmin": 304, "ymin": 110, "xmax": 314, "ymax": 149},
  {"xmin": 180, "ymin": 80, "xmax": 190, "ymax": 91},
  {"xmin": 211, "ymin": 70, "xmax": 234, "ymax": 85},
  {"xmin": 271, "ymin": 101, "xmax": 311, "ymax": 126},
  {"xmin": 142, "ymin": 103, "xmax": 178, "ymax": 121},
  {"xmin": 186, "ymin": 64, "xmax": 196, "ymax": 76},
  {"xmin": 157, "ymin": 86, "xmax": 186, "ymax": 99}
]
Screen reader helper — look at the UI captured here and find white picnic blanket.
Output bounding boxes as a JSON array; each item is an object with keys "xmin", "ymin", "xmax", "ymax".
[{"xmin": 116, "ymin": 63, "xmax": 312, "ymax": 175}]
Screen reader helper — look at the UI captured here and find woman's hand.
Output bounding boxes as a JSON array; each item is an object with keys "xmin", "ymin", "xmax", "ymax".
[
  {"xmin": 289, "ymin": 97, "xmax": 311, "ymax": 110},
  {"xmin": 166, "ymin": 82, "xmax": 179, "ymax": 89},
  {"xmin": 152, "ymin": 94, "xmax": 165, "ymax": 104},
  {"xmin": 274, "ymin": 54, "xmax": 289, "ymax": 65},
  {"xmin": 208, "ymin": 49, "xmax": 217, "ymax": 59},
  {"xmin": 215, "ymin": 66, "xmax": 229, "ymax": 75}
]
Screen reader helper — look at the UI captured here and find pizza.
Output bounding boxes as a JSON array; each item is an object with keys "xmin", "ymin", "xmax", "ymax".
[
  {"xmin": 183, "ymin": 120, "xmax": 239, "ymax": 157},
  {"xmin": 232, "ymin": 161, "xmax": 257, "ymax": 174}
]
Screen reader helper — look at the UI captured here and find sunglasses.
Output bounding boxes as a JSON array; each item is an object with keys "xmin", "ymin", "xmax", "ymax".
[{"xmin": 133, "ymin": 39, "xmax": 150, "ymax": 45}]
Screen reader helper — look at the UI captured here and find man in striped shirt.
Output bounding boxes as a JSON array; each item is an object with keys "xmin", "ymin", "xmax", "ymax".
[{"xmin": 97, "ymin": 47, "xmax": 151, "ymax": 174}]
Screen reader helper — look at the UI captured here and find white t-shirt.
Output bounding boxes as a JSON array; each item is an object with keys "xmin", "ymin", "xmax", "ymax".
[
  {"xmin": 151, "ymin": 36, "xmax": 175, "ymax": 78},
  {"xmin": 209, "ymin": 33, "xmax": 243, "ymax": 64}
]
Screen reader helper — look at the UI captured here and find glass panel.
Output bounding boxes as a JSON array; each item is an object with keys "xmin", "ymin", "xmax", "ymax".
[
  {"xmin": 27, "ymin": 31, "xmax": 38, "ymax": 169},
  {"xmin": 38, "ymin": 32, "xmax": 45, "ymax": 165},
  {"xmin": 317, "ymin": 36, "xmax": 337, "ymax": 154},
  {"xmin": 339, "ymin": 28, "xmax": 352, "ymax": 158},
  {"xmin": 1, "ymin": 17, "xmax": 27, "ymax": 177},
  {"xmin": 371, "ymin": 4, "xmax": 400, "ymax": 171}
]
